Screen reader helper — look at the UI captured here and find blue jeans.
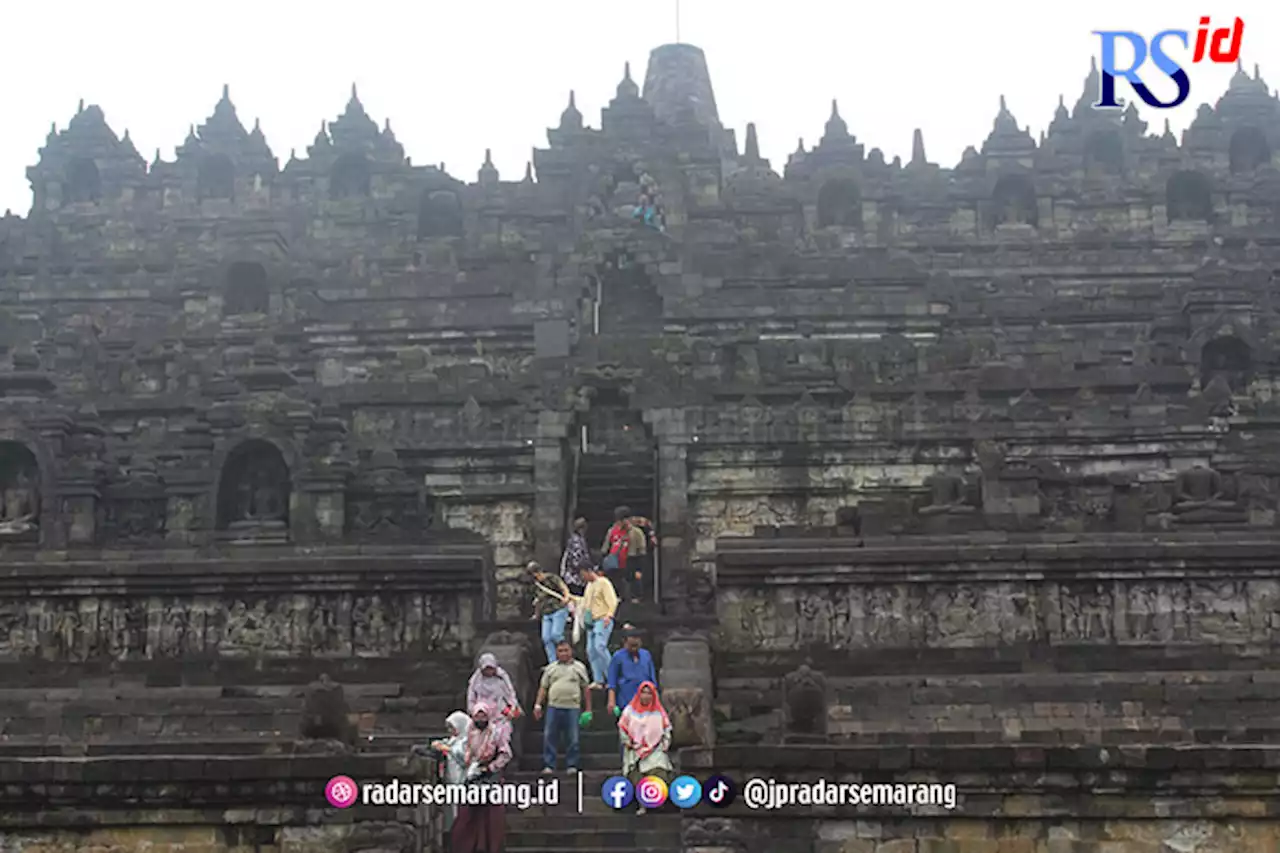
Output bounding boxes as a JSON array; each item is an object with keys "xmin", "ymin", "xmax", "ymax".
[
  {"xmin": 587, "ymin": 619, "xmax": 613, "ymax": 684},
  {"xmin": 541, "ymin": 609, "xmax": 568, "ymax": 664},
  {"xmin": 542, "ymin": 706, "xmax": 580, "ymax": 770}
]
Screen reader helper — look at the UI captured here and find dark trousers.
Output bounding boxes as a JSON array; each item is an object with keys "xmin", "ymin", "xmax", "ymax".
[
  {"xmin": 542, "ymin": 706, "xmax": 580, "ymax": 770},
  {"xmin": 627, "ymin": 552, "xmax": 650, "ymax": 601}
]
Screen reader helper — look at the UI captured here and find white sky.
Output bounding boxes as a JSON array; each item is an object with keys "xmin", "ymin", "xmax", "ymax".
[{"xmin": 1, "ymin": 0, "xmax": 1275, "ymax": 214}]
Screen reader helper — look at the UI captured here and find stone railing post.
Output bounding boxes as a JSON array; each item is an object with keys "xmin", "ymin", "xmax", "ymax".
[
  {"xmin": 660, "ymin": 632, "xmax": 714, "ymax": 753},
  {"xmin": 651, "ymin": 408, "xmax": 697, "ymax": 612},
  {"xmin": 533, "ymin": 410, "xmax": 572, "ymax": 576}
]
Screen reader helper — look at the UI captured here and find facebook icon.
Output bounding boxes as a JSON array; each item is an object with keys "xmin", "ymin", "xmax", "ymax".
[{"xmin": 600, "ymin": 776, "xmax": 634, "ymax": 809}]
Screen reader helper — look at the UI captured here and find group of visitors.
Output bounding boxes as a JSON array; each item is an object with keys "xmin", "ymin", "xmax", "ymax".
[
  {"xmin": 632, "ymin": 169, "xmax": 666, "ymax": 232},
  {"xmin": 424, "ymin": 632, "xmax": 674, "ymax": 851},
  {"xmin": 536, "ymin": 508, "xmax": 657, "ymax": 681},
  {"xmin": 409, "ymin": 509, "xmax": 669, "ymax": 851},
  {"xmin": 426, "ymin": 653, "xmax": 520, "ymax": 851}
]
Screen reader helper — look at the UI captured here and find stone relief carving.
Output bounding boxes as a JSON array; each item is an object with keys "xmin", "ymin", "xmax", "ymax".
[
  {"xmin": 345, "ymin": 446, "xmax": 433, "ymax": 539},
  {"xmin": 0, "ymin": 592, "xmax": 466, "ymax": 661},
  {"xmin": 103, "ymin": 455, "xmax": 167, "ymax": 543},
  {"xmin": 720, "ymin": 579, "xmax": 1280, "ymax": 651}
]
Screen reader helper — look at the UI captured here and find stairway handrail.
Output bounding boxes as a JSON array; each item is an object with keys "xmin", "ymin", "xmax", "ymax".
[{"xmin": 562, "ymin": 431, "xmax": 582, "ymax": 547}]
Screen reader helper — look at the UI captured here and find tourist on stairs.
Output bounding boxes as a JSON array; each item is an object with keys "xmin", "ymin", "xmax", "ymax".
[
  {"xmin": 601, "ymin": 506, "xmax": 632, "ymax": 599},
  {"xmin": 533, "ymin": 639, "xmax": 592, "ymax": 774},
  {"xmin": 625, "ymin": 515, "xmax": 656, "ymax": 603},
  {"xmin": 560, "ymin": 517, "xmax": 592, "ymax": 597},
  {"xmin": 467, "ymin": 653, "xmax": 523, "ymax": 721},
  {"xmin": 618, "ymin": 681, "xmax": 673, "ymax": 815},
  {"xmin": 451, "ymin": 702, "xmax": 511, "ymax": 853},
  {"xmin": 580, "ymin": 567, "xmax": 619, "ymax": 688},
  {"xmin": 529, "ymin": 560, "xmax": 572, "ymax": 664},
  {"xmin": 607, "ymin": 628, "xmax": 657, "ymax": 753},
  {"xmin": 426, "ymin": 710, "xmax": 471, "ymax": 829}
]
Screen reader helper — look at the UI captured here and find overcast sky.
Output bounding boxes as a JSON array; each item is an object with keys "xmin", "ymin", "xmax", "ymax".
[{"xmin": 2, "ymin": 0, "xmax": 1275, "ymax": 214}]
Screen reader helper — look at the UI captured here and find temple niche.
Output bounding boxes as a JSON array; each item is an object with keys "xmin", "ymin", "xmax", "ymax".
[
  {"xmin": 64, "ymin": 157, "xmax": 101, "ymax": 204},
  {"xmin": 1228, "ymin": 126, "xmax": 1271, "ymax": 174},
  {"xmin": 223, "ymin": 261, "xmax": 269, "ymax": 316},
  {"xmin": 1166, "ymin": 170, "xmax": 1213, "ymax": 222},
  {"xmin": 330, "ymin": 153, "xmax": 370, "ymax": 199},
  {"xmin": 0, "ymin": 441, "xmax": 40, "ymax": 540},
  {"xmin": 418, "ymin": 190, "xmax": 463, "ymax": 238},
  {"xmin": 1083, "ymin": 130, "xmax": 1124, "ymax": 175},
  {"xmin": 197, "ymin": 153, "xmax": 235, "ymax": 201},
  {"xmin": 1201, "ymin": 335, "xmax": 1252, "ymax": 393},
  {"xmin": 815, "ymin": 178, "xmax": 862, "ymax": 228},
  {"xmin": 215, "ymin": 439, "xmax": 291, "ymax": 538},
  {"xmin": 991, "ymin": 173, "xmax": 1037, "ymax": 227}
]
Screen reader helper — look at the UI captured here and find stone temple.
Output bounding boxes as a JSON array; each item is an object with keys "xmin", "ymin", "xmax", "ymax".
[{"xmin": 1, "ymin": 40, "xmax": 1280, "ymax": 853}]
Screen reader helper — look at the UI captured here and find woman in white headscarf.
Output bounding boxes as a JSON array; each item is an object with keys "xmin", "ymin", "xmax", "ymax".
[
  {"xmin": 427, "ymin": 710, "xmax": 472, "ymax": 829},
  {"xmin": 430, "ymin": 710, "xmax": 472, "ymax": 786}
]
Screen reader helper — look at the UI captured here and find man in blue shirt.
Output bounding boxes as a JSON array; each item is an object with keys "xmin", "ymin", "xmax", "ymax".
[{"xmin": 606, "ymin": 628, "xmax": 658, "ymax": 718}]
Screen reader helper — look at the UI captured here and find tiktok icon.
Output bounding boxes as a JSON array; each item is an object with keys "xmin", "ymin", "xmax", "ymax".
[{"xmin": 704, "ymin": 775, "xmax": 736, "ymax": 808}]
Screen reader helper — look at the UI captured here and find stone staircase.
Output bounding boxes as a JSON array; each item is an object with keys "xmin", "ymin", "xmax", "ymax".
[
  {"xmin": 573, "ymin": 449, "xmax": 655, "ymax": 550},
  {"xmin": 504, "ymin": 699, "xmax": 681, "ymax": 853}
]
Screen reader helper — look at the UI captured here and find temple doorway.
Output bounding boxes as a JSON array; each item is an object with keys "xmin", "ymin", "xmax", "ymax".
[{"xmin": 567, "ymin": 389, "xmax": 659, "ymax": 602}]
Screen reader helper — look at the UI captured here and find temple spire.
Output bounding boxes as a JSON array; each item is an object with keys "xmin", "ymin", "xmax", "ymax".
[
  {"xmin": 616, "ymin": 63, "xmax": 639, "ymax": 99},
  {"xmin": 743, "ymin": 123, "xmax": 761, "ymax": 161},
  {"xmin": 820, "ymin": 99, "xmax": 849, "ymax": 144},
  {"xmin": 910, "ymin": 128, "xmax": 926, "ymax": 165},
  {"xmin": 560, "ymin": 89, "xmax": 583, "ymax": 129}
]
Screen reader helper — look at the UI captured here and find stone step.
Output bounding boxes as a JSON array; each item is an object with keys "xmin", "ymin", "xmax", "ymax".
[
  {"xmin": 717, "ymin": 668, "xmax": 1280, "ymax": 747},
  {"xmin": 717, "ymin": 648, "xmax": 1280, "ymax": 679},
  {"xmin": 521, "ymin": 727, "xmax": 626, "ymax": 753},
  {"xmin": 505, "ymin": 828, "xmax": 680, "ymax": 848},
  {"xmin": 716, "ymin": 726, "xmax": 1280, "ymax": 748},
  {"xmin": 0, "ymin": 731, "xmax": 449, "ymax": 756},
  {"xmin": 0, "ymin": 682, "xmax": 465, "ymax": 741},
  {"xmin": 0, "ymin": 656, "xmax": 474, "ymax": 688}
]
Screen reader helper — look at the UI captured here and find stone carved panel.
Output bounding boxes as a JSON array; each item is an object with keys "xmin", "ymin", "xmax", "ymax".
[
  {"xmin": 720, "ymin": 578, "xmax": 1280, "ymax": 650},
  {"xmin": 103, "ymin": 497, "xmax": 168, "ymax": 542},
  {"xmin": 0, "ymin": 592, "xmax": 469, "ymax": 661}
]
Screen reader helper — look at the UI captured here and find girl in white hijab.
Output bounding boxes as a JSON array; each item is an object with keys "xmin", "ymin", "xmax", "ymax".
[
  {"xmin": 431, "ymin": 710, "xmax": 472, "ymax": 785},
  {"xmin": 428, "ymin": 710, "xmax": 472, "ymax": 828}
]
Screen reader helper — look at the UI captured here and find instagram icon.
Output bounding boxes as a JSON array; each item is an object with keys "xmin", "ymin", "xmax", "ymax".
[{"xmin": 636, "ymin": 776, "xmax": 668, "ymax": 809}]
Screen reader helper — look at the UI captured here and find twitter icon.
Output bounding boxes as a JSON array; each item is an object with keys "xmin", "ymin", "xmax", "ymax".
[{"xmin": 669, "ymin": 775, "xmax": 703, "ymax": 809}]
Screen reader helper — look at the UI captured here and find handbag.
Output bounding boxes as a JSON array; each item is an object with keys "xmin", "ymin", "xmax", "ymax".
[{"xmin": 601, "ymin": 553, "xmax": 619, "ymax": 572}]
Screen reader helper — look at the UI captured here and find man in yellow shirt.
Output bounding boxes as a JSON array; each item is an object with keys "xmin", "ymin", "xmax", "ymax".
[{"xmin": 580, "ymin": 567, "xmax": 618, "ymax": 687}]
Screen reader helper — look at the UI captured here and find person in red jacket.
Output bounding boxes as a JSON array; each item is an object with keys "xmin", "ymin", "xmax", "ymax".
[{"xmin": 601, "ymin": 506, "xmax": 632, "ymax": 598}]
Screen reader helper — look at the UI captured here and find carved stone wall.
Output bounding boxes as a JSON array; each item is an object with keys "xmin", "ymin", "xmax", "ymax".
[
  {"xmin": 717, "ymin": 543, "xmax": 1280, "ymax": 652},
  {"xmin": 0, "ymin": 550, "xmax": 482, "ymax": 662}
]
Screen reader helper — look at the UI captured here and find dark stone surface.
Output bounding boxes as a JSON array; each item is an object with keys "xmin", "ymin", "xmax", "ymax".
[{"xmin": 4, "ymin": 39, "xmax": 1280, "ymax": 853}]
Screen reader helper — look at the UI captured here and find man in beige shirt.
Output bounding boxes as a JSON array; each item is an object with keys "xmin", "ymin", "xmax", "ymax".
[
  {"xmin": 533, "ymin": 640, "xmax": 592, "ymax": 773},
  {"xmin": 581, "ymin": 568, "xmax": 618, "ymax": 687}
]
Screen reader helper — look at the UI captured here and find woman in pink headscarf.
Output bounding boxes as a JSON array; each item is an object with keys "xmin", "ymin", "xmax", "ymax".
[
  {"xmin": 617, "ymin": 681, "xmax": 673, "ymax": 815},
  {"xmin": 450, "ymin": 702, "xmax": 512, "ymax": 853},
  {"xmin": 466, "ymin": 653, "xmax": 522, "ymax": 720}
]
